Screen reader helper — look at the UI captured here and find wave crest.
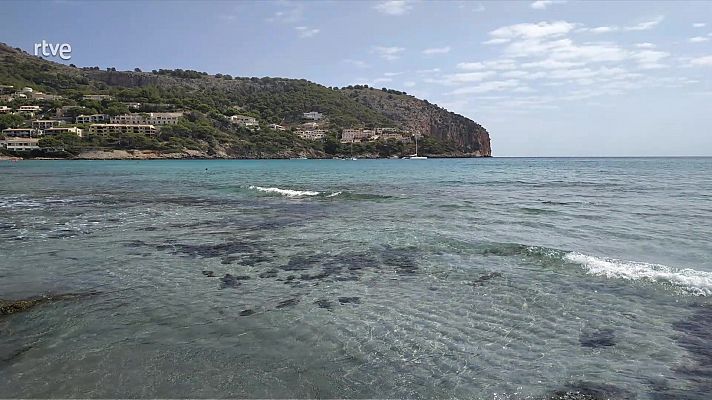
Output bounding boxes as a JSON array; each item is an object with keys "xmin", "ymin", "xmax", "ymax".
[{"xmin": 565, "ymin": 252, "xmax": 712, "ymax": 296}]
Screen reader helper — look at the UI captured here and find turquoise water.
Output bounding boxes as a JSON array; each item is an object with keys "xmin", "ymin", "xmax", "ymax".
[{"xmin": 1, "ymin": 158, "xmax": 711, "ymax": 398}]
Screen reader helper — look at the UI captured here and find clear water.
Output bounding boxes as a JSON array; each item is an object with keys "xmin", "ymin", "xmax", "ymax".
[{"xmin": 1, "ymin": 158, "xmax": 711, "ymax": 399}]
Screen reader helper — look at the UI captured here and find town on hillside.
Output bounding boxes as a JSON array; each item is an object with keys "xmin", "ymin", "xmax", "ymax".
[{"xmin": 0, "ymin": 85, "xmax": 419, "ymax": 156}]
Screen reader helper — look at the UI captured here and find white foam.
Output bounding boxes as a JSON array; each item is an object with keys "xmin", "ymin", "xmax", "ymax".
[
  {"xmin": 249, "ymin": 186, "xmax": 320, "ymax": 197},
  {"xmin": 325, "ymin": 191, "xmax": 342, "ymax": 198},
  {"xmin": 565, "ymin": 252, "xmax": 712, "ymax": 296}
]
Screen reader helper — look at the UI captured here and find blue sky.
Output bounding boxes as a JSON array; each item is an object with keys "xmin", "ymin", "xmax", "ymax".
[{"xmin": 2, "ymin": 0, "xmax": 712, "ymax": 156}]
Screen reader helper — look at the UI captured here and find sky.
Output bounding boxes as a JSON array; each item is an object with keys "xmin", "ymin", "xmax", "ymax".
[{"xmin": 2, "ymin": 0, "xmax": 712, "ymax": 156}]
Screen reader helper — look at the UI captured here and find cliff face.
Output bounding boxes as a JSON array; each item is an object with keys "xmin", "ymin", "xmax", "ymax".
[{"xmin": 342, "ymin": 88, "xmax": 491, "ymax": 156}]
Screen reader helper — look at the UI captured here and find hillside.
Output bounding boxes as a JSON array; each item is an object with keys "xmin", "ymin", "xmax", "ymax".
[{"xmin": 0, "ymin": 43, "xmax": 491, "ymax": 158}]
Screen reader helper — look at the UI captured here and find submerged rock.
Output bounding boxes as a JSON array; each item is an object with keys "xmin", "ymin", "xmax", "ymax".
[
  {"xmin": 0, "ymin": 291, "xmax": 99, "ymax": 317},
  {"xmin": 202, "ymin": 270, "xmax": 215, "ymax": 277},
  {"xmin": 470, "ymin": 272, "xmax": 503, "ymax": 286},
  {"xmin": 300, "ymin": 271, "xmax": 330, "ymax": 281},
  {"xmin": 315, "ymin": 299, "xmax": 334, "ymax": 310},
  {"xmin": 276, "ymin": 298, "xmax": 300, "ymax": 309},
  {"xmin": 338, "ymin": 296, "xmax": 361, "ymax": 305},
  {"xmin": 239, "ymin": 309, "xmax": 255, "ymax": 316},
  {"xmin": 258, "ymin": 269, "xmax": 279, "ymax": 278},
  {"xmin": 547, "ymin": 381, "xmax": 636, "ymax": 399},
  {"xmin": 579, "ymin": 328, "xmax": 616, "ymax": 348},
  {"xmin": 219, "ymin": 274, "xmax": 244, "ymax": 288}
]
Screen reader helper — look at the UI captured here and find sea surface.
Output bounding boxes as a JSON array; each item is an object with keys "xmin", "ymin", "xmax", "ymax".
[{"xmin": 1, "ymin": 157, "xmax": 711, "ymax": 399}]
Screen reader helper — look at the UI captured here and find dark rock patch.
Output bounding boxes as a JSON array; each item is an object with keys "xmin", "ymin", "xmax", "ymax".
[
  {"xmin": 281, "ymin": 254, "xmax": 322, "ymax": 272},
  {"xmin": 124, "ymin": 240, "xmax": 147, "ymax": 248},
  {"xmin": 470, "ymin": 272, "xmax": 503, "ymax": 286},
  {"xmin": 276, "ymin": 298, "xmax": 300, "ymax": 309},
  {"xmin": 671, "ymin": 304, "xmax": 712, "ymax": 395},
  {"xmin": 315, "ymin": 299, "xmax": 334, "ymax": 310},
  {"xmin": 202, "ymin": 270, "xmax": 215, "ymax": 277},
  {"xmin": 300, "ymin": 271, "xmax": 330, "ymax": 281},
  {"xmin": 547, "ymin": 381, "xmax": 636, "ymax": 400},
  {"xmin": 239, "ymin": 309, "xmax": 255, "ymax": 316},
  {"xmin": 137, "ymin": 226, "xmax": 158, "ymax": 231},
  {"xmin": 381, "ymin": 246, "xmax": 418, "ymax": 274},
  {"xmin": 219, "ymin": 274, "xmax": 242, "ymax": 289},
  {"xmin": 338, "ymin": 296, "xmax": 361, "ymax": 305},
  {"xmin": 258, "ymin": 269, "xmax": 279, "ymax": 278},
  {"xmin": 579, "ymin": 328, "xmax": 616, "ymax": 348},
  {"xmin": 1, "ymin": 291, "xmax": 100, "ymax": 317}
]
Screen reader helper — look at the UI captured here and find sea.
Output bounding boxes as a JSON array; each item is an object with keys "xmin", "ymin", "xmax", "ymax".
[{"xmin": 1, "ymin": 157, "xmax": 711, "ymax": 399}]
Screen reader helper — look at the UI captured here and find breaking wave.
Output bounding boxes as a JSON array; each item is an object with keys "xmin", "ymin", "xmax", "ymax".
[
  {"xmin": 476, "ymin": 242, "xmax": 712, "ymax": 296},
  {"xmin": 248, "ymin": 185, "xmax": 338, "ymax": 198},
  {"xmin": 565, "ymin": 252, "xmax": 712, "ymax": 296}
]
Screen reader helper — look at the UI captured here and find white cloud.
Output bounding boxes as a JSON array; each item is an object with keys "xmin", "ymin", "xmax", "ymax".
[
  {"xmin": 383, "ymin": 71, "xmax": 404, "ymax": 76},
  {"xmin": 456, "ymin": 59, "xmax": 517, "ymax": 70},
  {"xmin": 373, "ymin": 46, "xmax": 406, "ymax": 61},
  {"xmin": 373, "ymin": 1, "xmax": 412, "ymax": 16},
  {"xmin": 267, "ymin": 3, "xmax": 303, "ymax": 23},
  {"xmin": 632, "ymin": 49, "xmax": 670, "ymax": 69},
  {"xmin": 448, "ymin": 80, "xmax": 521, "ymax": 95},
  {"xmin": 488, "ymin": 21, "xmax": 577, "ymax": 43},
  {"xmin": 623, "ymin": 16, "xmax": 664, "ymax": 31},
  {"xmin": 693, "ymin": 23, "xmax": 706, "ymax": 28},
  {"xmin": 530, "ymin": 0, "xmax": 566, "ymax": 10},
  {"xmin": 403, "ymin": 81, "xmax": 416, "ymax": 87},
  {"xmin": 635, "ymin": 42, "xmax": 656, "ymax": 49},
  {"xmin": 689, "ymin": 36, "xmax": 710, "ymax": 43},
  {"xmin": 588, "ymin": 26, "xmax": 619, "ymax": 34},
  {"xmin": 689, "ymin": 55, "xmax": 712, "ymax": 67},
  {"xmin": 416, "ymin": 68, "xmax": 440, "ymax": 74},
  {"xmin": 343, "ymin": 59, "xmax": 370, "ymax": 68},
  {"xmin": 295, "ymin": 26, "xmax": 320, "ymax": 38},
  {"xmin": 442, "ymin": 71, "xmax": 497, "ymax": 83},
  {"xmin": 422, "ymin": 46, "xmax": 451, "ymax": 55},
  {"xmin": 521, "ymin": 59, "xmax": 583, "ymax": 69},
  {"xmin": 372, "ymin": 77, "xmax": 393, "ymax": 84},
  {"xmin": 483, "ymin": 38, "xmax": 511, "ymax": 45}
]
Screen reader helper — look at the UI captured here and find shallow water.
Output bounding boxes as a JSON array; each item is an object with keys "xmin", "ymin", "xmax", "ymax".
[{"xmin": 1, "ymin": 158, "xmax": 711, "ymax": 398}]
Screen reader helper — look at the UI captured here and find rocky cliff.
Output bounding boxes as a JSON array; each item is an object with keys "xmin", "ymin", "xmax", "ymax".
[{"xmin": 342, "ymin": 88, "xmax": 491, "ymax": 157}]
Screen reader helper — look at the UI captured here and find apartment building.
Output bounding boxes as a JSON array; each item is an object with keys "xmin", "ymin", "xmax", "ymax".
[
  {"xmin": 230, "ymin": 115, "xmax": 259, "ymax": 128},
  {"xmin": 268, "ymin": 124, "xmax": 286, "ymax": 131},
  {"xmin": 297, "ymin": 129, "xmax": 326, "ymax": 140},
  {"xmin": 0, "ymin": 137, "xmax": 40, "ymax": 151},
  {"xmin": 302, "ymin": 111, "xmax": 324, "ymax": 120},
  {"xmin": 44, "ymin": 126, "xmax": 84, "ymax": 137},
  {"xmin": 2, "ymin": 128, "xmax": 41, "ymax": 137},
  {"xmin": 83, "ymin": 94, "xmax": 113, "ymax": 101},
  {"xmin": 32, "ymin": 120, "xmax": 63, "ymax": 130},
  {"xmin": 76, "ymin": 114, "xmax": 109, "ymax": 124},
  {"xmin": 87, "ymin": 124, "xmax": 157, "ymax": 136}
]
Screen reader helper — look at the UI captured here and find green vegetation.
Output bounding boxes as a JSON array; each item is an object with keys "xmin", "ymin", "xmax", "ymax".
[{"xmin": 0, "ymin": 42, "xmax": 489, "ymax": 158}]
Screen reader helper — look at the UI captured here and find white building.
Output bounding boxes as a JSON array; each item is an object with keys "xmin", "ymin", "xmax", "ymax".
[
  {"xmin": 297, "ymin": 129, "xmax": 326, "ymax": 140},
  {"xmin": 2, "ymin": 128, "xmax": 41, "ymax": 137},
  {"xmin": 268, "ymin": 124, "xmax": 286, "ymax": 131},
  {"xmin": 76, "ymin": 114, "xmax": 109, "ymax": 124},
  {"xmin": 0, "ymin": 106, "xmax": 12, "ymax": 114},
  {"xmin": 18, "ymin": 105, "xmax": 41, "ymax": 113},
  {"xmin": 147, "ymin": 112, "xmax": 183, "ymax": 125},
  {"xmin": 0, "ymin": 137, "xmax": 40, "ymax": 151},
  {"xmin": 340, "ymin": 128, "xmax": 374, "ymax": 143},
  {"xmin": 302, "ymin": 111, "xmax": 324, "ymax": 120},
  {"xmin": 44, "ymin": 126, "xmax": 83, "ymax": 137},
  {"xmin": 83, "ymin": 94, "xmax": 113, "ymax": 101},
  {"xmin": 110, "ymin": 114, "xmax": 146, "ymax": 125},
  {"xmin": 32, "ymin": 120, "xmax": 63, "ymax": 130},
  {"xmin": 88, "ymin": 124, "xmax": 157, "ymax": 136},
  {"xmin": 230, "ymin": 115, "xmax": 259, "ymax": 128}
]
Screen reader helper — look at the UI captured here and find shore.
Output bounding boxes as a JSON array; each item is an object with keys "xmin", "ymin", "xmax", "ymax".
[{"xmin": 6, "ymin": 149, "xmax": 491, "ymax": 160}]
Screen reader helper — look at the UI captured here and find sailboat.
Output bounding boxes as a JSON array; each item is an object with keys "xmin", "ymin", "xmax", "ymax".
[{"xmin": 406, "ymin": 134, "xmax": 427, "ymax": 159}]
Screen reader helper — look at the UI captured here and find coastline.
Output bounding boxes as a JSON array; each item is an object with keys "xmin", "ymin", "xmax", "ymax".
[{"xmin": 5, "ymin": 149, "xmax": 492, "ymax": 160}]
